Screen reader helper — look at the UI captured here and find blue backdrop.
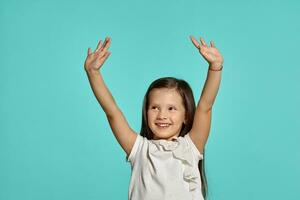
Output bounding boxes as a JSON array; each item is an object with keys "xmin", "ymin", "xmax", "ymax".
[{"xmin": 1, "ymin": 0, "xmax": 299, "ymax": 199}]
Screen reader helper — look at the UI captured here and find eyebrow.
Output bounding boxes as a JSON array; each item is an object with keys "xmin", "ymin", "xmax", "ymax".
[{"xmin": 150, "ymin": 103, "xmax": 178, "ymax": 107}]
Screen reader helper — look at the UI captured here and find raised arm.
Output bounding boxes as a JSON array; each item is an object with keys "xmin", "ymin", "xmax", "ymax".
[
  {"xmin": 188, "ymin": 36, "xmax": 224, "ymax": 154},
  {"xmin": 84, "ymin": 37, "xmax": 137, "ymax": 157}
]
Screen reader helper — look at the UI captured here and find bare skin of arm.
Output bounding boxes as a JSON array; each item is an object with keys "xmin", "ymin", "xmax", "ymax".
[
  {"xmin": 84, "ymin": 37, "xmax": 137, "ymax": 157},
  {"xmin": 189, "ymin": 36, "xmax": 224, "ymax": 154}
]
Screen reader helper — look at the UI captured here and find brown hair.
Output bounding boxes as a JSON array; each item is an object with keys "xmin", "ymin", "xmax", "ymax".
[{"xmin": 139, "ymin": 76, "xmax": 208, "ymax": 198}]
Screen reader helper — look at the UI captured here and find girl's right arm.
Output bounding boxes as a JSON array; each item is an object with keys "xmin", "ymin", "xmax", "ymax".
[{"xmin": 84, "ymin": 36, "xmax": 137, "ymax": 157}]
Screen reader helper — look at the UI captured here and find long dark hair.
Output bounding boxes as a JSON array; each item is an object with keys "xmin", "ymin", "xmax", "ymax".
[{"xmin": 140, "ymin": 77, "xmax": 208, "ymax": 199}]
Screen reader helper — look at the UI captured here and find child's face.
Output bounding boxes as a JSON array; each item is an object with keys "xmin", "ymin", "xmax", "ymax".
[{"xmin": 147, "ymin": 88, "xmax": 186, "ymax": 141}]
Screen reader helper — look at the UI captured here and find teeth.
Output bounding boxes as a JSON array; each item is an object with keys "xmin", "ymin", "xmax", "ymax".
[{"xmin": 156, "ymin": 123, "xmax": 170, "ymax": 127}]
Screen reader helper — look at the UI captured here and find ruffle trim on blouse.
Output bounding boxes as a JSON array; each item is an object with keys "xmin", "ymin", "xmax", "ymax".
[{"xmin": 149, "ymin": 137, "xmax": 199, "ymax": 191}]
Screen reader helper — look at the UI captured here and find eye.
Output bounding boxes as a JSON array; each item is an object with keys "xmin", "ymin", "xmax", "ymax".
[
  {"xmin": 151, "ymin": 106, "xmax": 159, "ymax": 110},
  {"xmin": 169, "ymin": 107, "xmax": 176, "ymax": 111}
]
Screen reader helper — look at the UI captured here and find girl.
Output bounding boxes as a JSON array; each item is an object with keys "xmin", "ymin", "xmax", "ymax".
[{"xmin": 84, "ymin": 36, "xmax": 223, "ymax": 200}]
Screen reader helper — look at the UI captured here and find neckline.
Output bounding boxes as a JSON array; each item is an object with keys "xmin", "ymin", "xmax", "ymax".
[{"xmin": 150, "ymin": 137, "xmax": 181, "ymax": 143}]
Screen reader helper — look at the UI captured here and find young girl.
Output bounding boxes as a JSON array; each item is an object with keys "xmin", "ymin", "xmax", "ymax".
[{"xmin": 84, "ymin": 36, "xmax": 223, "ymax": 200}]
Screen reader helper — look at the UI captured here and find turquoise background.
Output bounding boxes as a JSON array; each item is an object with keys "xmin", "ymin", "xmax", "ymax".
[{"xmin": 1, "ymin": 0, "xmax": 299, "ymax": 199}]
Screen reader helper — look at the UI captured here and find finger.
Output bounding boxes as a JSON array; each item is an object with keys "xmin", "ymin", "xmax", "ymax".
[
  {"xmin": 95, "ymin": 40, "xmax": 103, "ymax": 52},
  {"xmin": 88, "ymin": 48, "xmax": 92, "ymax": 55},
  {"xmin": 97, "ymin": 37, "xmax": 107, "ymax": 52},
  {"xmin": 105, "ymin": 51, "xmax": 111, "ymax": 58},
  {"xmin": 99, "ymin": 51, "xmax": 111, "ymax": 62},
  {"xmin": 96, "ymin": 37, "xmax": 110, "ymax": 57},
  {"xmin": 190, "ymin": 35, "xmax": 201, "ymax": 49},
  {"xmin": 210, "ymin": 41, "xmax": 215, "ymax": 48},
  {"xmin": 102, "ymin": 37, "xmax": 111, "ymax": 52},
  {"xmin": 200, "ymin": 37, "xmax": 207, "ymax": 46}
]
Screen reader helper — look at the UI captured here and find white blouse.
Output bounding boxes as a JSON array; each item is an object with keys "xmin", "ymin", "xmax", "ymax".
[{"xmin": 126, "ymin": 133, "xmax": 204, "ymax": 200}]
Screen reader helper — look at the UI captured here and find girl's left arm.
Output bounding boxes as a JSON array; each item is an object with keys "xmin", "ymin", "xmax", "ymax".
[{"xmin": 188, "ymin": 36, "xmax": 224, "ymax": 154}]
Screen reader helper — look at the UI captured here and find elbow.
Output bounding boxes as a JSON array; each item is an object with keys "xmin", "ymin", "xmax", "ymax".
[{"xmin": 198, "ymin": 100, "xmax": 213, "ymax": 113}]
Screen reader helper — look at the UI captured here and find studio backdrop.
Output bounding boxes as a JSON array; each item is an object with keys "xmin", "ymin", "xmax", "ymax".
[{"xmin": 1, "ymin": 0, "xmax": 299, "ymax": 199}]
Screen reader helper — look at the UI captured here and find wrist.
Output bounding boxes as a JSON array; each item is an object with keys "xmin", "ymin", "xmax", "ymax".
[
  {"xmin": 85, "ymin": 68, "xmax": 100, "ymax": 75},
  {"xmin": 209, "ymin": 63, "xmax": 223, "ymax": 71}
]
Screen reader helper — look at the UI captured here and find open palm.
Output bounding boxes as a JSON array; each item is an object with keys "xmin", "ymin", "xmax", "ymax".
[
  {"xmin": 84, "ymin": 37, "xmax": 111, "ymax": 72},
  {"xmin": 190, "ymin": 36, "xmax": 223, "ymax": 68}
]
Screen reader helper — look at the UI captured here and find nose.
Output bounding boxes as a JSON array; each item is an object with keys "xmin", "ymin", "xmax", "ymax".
[{"xmin": 157, "ymin": 110, "xmax": 167, "ymax": 120}]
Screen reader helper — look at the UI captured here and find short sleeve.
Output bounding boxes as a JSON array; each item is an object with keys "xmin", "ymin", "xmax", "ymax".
[
  {"xmin": 185, "ymin": 133, "xmax": 204, "ymax": 161},
  {"xmin": 126, "ymin": 134, "xmax": 143, "ymax": 164}
]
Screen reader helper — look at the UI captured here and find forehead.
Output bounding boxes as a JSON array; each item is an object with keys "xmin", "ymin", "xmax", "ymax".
[{"xmin": 148, "ymin": 88, "xmax": 183, "ymax": 106}]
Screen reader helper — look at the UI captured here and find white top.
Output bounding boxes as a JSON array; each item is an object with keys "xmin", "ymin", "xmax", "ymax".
[{"xmin": 126, "ymin": 133, "xmax": 204, "ymax": 200}]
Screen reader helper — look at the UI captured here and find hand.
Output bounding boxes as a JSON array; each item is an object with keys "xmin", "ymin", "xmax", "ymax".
[
  {"xmin": 84, "ymin": 37, "xmax": 111, "ymax": 72},
  {"xmin": 190, "ymin": 36, "xmax": 224, "ymax": 69}
]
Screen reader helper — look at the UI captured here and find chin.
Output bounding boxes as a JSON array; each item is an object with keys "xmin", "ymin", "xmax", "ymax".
[
  {"xmin": 152, "ymin": 132, "xmax": 179, "ymax": 140},
  {"xmin": 149, "ymin": 123, "xmax": 182, "ymax": 140}
]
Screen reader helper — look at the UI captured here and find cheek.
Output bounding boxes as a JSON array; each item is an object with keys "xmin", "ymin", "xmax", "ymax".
[
  {"xmin": 147, "ymin": 110, "xmax": 151, "ymax": 117},
  {"xmin": 174, "ymin": 113, "xmax": 185, "ymax": 123},
  {"xmin": 147, "ymin": 111, "xmax": 154, "ymax": 122}
]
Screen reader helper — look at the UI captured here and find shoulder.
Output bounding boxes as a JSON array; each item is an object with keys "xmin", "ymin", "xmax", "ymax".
[
  {"xmin": 126, "ymin": 135, "xmax": 148, "ymax": 164},
  {"xmin": 183, "ymin": 133, "xmax": 204, "ymax": 161}
]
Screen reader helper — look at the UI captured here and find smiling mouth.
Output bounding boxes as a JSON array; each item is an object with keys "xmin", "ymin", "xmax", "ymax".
[{"xmin": 155, "ymin": 123, "xmax": 171, "ymax": 128}]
